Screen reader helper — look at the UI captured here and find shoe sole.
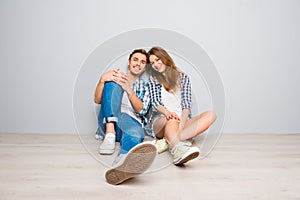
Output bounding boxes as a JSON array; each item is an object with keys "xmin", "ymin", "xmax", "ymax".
[
  {"xmin": 99, "ymin": 149, "xmax": 115, "ymax": 155},
  {"xmin": 173, "ymin": 147, "xmax": 200, "ymax": 165},
  {"xmin": 105, "ymin": 143, "xmax": 157, "ymax": 185}
]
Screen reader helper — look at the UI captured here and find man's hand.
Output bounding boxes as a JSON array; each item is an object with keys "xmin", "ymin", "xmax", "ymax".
[
  {"xmin": 113, "ymin": 72, "xmax": 133, "ymax": 97},
  {"xmin": 100, "ymin": 68, "xmax": 121, "ymax": 83},
  {"xmin": 94, "ymin": 68, "xmax": 122, "ymax": 104}
]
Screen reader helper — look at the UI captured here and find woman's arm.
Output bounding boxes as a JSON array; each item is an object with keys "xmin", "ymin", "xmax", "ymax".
[
  {"xmin": 180, "ymin": 73, "xmax": 192, "ymax": 116},
  {"xmin": 148, "ymin": 76, "xmax": 164, "ymax": 109}
]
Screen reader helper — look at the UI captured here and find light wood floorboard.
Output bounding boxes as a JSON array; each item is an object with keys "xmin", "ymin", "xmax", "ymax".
[{"xmin": 0, "ymin": 133, "xmax": 299, "ymax": 200}]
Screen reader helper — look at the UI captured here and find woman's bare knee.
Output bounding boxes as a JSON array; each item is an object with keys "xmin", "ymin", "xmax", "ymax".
[{"xmin": 201, "ymin": 110, "xmax": 217, "ymax": 123}]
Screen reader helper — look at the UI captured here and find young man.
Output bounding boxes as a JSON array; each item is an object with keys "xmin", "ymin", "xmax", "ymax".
[{"xmin": 94, "ymin": 49, "xmax": 157, "ymax": 185}]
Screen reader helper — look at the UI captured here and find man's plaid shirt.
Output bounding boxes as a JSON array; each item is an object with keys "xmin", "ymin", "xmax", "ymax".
[{"xmin": 132, "ymin": 78, "xmax": 151, "ymax": 117}]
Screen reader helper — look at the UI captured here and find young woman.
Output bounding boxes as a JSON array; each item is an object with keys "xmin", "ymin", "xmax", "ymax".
[{"xmin": 147, "ymin": 46, "xmax": 217, "ymax": 165}]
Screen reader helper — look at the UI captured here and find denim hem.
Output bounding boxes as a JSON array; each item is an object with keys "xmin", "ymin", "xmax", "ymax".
[{"xmin": 102, "ymin": 116, "xmax": 118, "ymax": 124}]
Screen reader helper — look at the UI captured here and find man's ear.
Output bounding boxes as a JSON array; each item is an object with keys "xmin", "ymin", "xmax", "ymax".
[{"xmin": 127, "ymin": 60, "xmax": 130, "ymax": 69}]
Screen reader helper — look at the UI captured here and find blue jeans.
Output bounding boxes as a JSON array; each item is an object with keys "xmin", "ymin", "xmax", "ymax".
[{"xmin": 98, "ymin": 81, "xmax": 145, "ymax": 155}]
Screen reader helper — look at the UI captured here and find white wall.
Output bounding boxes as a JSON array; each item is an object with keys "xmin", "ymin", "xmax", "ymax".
[{"xmin": 0, "ymin": 0, "xmax": 299, "ymax": 134}]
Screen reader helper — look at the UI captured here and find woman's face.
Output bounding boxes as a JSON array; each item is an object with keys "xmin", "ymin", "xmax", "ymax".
[{"xmin": 149, "ymin": 54, "xmax": 166, "ymax": 74}]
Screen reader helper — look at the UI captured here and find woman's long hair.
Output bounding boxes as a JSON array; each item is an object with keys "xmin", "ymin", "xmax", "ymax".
[{"xmin": 147, "ymin": 47, "xmax": 180, "ymax": 92}]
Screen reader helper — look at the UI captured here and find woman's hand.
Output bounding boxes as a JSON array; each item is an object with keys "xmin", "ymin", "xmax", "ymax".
[
  {"xmin": 157, "ymin": 105, "xmax": 180, "ymax": 121},
  {"xmin": 165, "ymin": 111, "xmax": 180, "ymax": 121}
]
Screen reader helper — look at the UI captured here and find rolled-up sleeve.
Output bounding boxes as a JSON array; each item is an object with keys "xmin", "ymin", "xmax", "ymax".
[
  {"xmin": 180, "ymin": 73, "xmax": 192, "ymax": 111},
  {"xmin": 148, "ymin": 76, "xmax": 164, "ymax": 110},
  {"xmin": 135, "ymin": 80, "xmax": 151, "ymax": 116}
]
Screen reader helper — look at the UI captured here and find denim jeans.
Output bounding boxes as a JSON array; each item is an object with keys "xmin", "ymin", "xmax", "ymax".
[{"xmin": 98, "ymin": 81, "xmax": 145, "ymax": 155}]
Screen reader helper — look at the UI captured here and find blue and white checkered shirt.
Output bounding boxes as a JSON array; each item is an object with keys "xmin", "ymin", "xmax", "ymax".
[
  {"xmin": 132, "ymin": 78, "xmax": 151, "ymax": 116},
  {"xmin": 144, "ymin": 72, "xmax": 193, "ymax": 138},
  {"xmin": 148, "ymin": 72, "xmax": 192, "ymax": 116}
]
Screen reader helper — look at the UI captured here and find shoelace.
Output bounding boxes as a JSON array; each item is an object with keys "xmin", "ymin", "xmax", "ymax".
[{"xmin": 171, "ymin": 142, "xmax": 190, "ymax": 155}]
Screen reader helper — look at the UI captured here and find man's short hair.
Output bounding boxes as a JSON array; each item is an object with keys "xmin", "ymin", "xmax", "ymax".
[{"xmin": 129, "ymin": 49, "xmax": 147, "ymax": 60}]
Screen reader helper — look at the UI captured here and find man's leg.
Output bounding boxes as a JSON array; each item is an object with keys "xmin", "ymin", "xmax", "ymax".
[
  {"xmin": 98, "ymin": 81, "xmax": 123, "ymax": 155},
  {"xmin": 117, "ymin": 113, "xmax": 145, "ymax": 155},
  {"xmin": 105, "ymin": 113, "xmax": 157, "ymax": 185}
]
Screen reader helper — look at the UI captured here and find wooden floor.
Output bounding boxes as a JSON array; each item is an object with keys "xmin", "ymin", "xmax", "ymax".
[{"xmin": 0, "ymin": 133, "xmax": 300, "ymax": 200}]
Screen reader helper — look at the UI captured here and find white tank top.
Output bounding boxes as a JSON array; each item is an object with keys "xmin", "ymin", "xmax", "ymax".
[{"xmin": 161, "ymin": 86, "xmax": 182, "ymax": 117}]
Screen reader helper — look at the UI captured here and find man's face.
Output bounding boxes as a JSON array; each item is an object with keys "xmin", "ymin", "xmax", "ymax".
[{"xmin": 128, "ymin": 53, "xmax": 147, "ymax": 76}]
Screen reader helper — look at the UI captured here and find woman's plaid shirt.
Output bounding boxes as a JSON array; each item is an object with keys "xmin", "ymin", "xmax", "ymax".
[{"xmin": 148, "ymin": 72, "xmax": 192, "ymax": 116}]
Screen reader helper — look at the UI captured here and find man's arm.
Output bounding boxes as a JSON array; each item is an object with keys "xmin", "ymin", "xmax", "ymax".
[
  {"xmin": 128, "ymin": 91, "xmax": 145, "ymax": 114},
  {"xmin": 112, "ymin": 73, "xmax": 147, "ymax": 114},
  {"xmin": 134, "ymin": 81, "xmax": 151, "ymax": 116},
  {"xmin": 94, "ymin": 78, "xmax": 105, "ymax": 104}
]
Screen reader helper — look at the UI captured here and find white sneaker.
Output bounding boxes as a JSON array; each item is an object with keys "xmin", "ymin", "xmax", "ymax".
[
  {"xmin": 171, "ymin": 142, "xmax": 200, "ymax": 165},
  {"xmin": 151, "ymin": 138, "xmax": 169, "ymax": 154},
  {"xmin": 184, "ymin": 138, "xmax": 194, "ymax": 146},
  {"xmin": 99, "ymin": 133, "xmax": 116, "ymax": 155},
  {"xmin": 105, "ymin": 142, "xmax": 157, "ymax": 185}
]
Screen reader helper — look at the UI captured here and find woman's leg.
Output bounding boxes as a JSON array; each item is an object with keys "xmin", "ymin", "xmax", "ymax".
[
  {"xmin": 152, "ymin": 117, "xmax": 167, "ymax": 139},
  {"xmin": 153, "ymin": 117, "xmax": 201, "ymax": 165},
  {"xmin": 152, "ymin": 117, "xmax": 180, "ymax": 149},
  {"xmin": 179, "ymin": 110, "xmax": 217, "ymax": 141},
  {"xmin": 163, "ymin": 119, "xmax": 180, "ymax": 149}
]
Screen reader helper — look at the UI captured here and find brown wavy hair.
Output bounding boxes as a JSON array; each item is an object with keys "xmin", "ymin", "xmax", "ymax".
[{"xmin": 147, "ymin": 47, "xmax": 180, "ymax": 92}]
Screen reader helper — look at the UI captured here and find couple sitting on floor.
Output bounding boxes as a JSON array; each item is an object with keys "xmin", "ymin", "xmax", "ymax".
[{"xmin": 94, "ymin": 47, "xmax": 217, "ymax": 185}]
